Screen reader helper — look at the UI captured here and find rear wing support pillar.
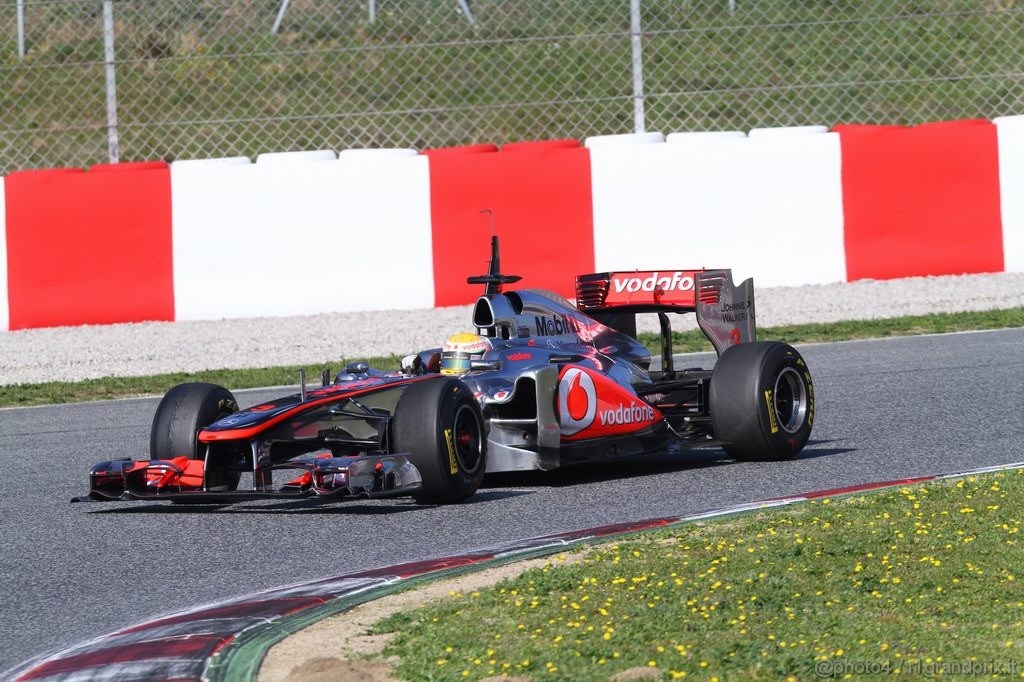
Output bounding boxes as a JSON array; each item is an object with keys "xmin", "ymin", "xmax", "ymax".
[{"xmin": 657, "ymin": 312, "xmax": 674, "ymax": 378}]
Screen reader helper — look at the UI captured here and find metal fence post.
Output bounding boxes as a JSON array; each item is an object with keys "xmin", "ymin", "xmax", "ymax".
[
  {"xmin": 103, "ymin": 0, "xmax": 119, "ymax": 163},
  {"xmin": 456, "ymin": 0, "xmax": 475, "ymax": 25},
  {"xmin": 630, "ymin": 0, "xmax": 646, "ymax": 133},
  {"xmin": 16, "ymin": 0, "xmax": 25, "ymax": 58},
  {"xmin": 271, "ymin": 0, "xmax": 292, "ymax": 34}
]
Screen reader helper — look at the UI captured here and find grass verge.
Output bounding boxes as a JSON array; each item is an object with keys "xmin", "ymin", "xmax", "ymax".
[
  {"xmin": 637, "ymin": 307, "xmax": 1024, "ymax": 354},
  {"xmin": 2, "ymin": 307, "xmax": 1022, "ymax": 408},
  {"xmin": 373, "ymin": 470, "xmax": 1024, "ymax": 680},
  {"xmin": 0, "ymin": 355, "xmax": 401, "ymax": 408}
]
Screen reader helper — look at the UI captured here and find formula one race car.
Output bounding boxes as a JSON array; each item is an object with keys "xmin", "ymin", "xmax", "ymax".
[{"xmin": 76, "ymin": 237, "xmax": 813, "ymax": 505}]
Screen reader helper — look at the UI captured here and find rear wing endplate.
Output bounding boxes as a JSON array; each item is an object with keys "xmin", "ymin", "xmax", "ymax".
[{"xmin": 694, "ymin": 270, "xmax": 756, "ymax": 355}]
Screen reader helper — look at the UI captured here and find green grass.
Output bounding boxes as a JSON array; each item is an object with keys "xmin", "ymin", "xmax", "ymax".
[
  {"xmin": 2, "ymin": 307, "xmax": 1021, "ymax": 408},
  {"xmin": 645, "ymin": 306, "xmax": 1024, "ymax": 352},
  {"xmin": 374, "ymin": 469, "xmax": 1024, "ymax": 680},
  {"xmin": 0, "ymin": 354, "xmax": 401, "ymax": 408}
]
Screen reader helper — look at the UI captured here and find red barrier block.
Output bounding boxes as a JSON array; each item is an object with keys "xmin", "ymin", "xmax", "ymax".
[
  {"xmin": 836, "ymin": 120, "xmax": 1003, "ymax": 281},
  {"xmin": 425, "ymin": 140, "xmax": 594, "ymax": 306},
  {"xmin": 5, "ymin": 162, "xmax": 174, "ymax": 329}
]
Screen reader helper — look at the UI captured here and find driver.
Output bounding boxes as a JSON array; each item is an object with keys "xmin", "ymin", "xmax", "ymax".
[
  {"xmin": 440, "ymin": 333, "xmax": 493, "ymax": 375},
  {"xmin": 400, "ymin": 332, "xmax": 493, "ymax": 375}
]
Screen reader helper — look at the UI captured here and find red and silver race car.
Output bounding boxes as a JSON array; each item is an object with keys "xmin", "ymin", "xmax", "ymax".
[{"xmin": 76, "ymin": 238, "xmax": 813, "ymax": 505}]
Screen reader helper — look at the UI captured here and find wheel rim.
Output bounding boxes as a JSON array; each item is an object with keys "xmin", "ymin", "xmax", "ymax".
[
  {"xmin": 452, "ymin": 404, "xmax": 483, "ymax": 474},
  {"xmin": 773, "ymin": 367, "xmax": 808, "ymax": 434}
]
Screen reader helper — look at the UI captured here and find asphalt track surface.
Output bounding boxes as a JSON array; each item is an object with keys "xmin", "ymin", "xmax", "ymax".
[{"xmin": 2, "ymin": 329, "xmax": 1023, "ymax": 672}]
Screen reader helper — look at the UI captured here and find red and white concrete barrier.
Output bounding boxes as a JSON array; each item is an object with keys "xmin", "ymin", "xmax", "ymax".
[
  {"xmin": 0, "ymin": 176, "xmax": 8, "ymax": 331},
  {"xmin": 995, "ymin": 115, "xmax": 1024, "ymax": 275},
  {"xmin": 836, "ymin": 119, "xmax": 1003, "ymax": 281},
  {"xmin": 1, "ymin": 116, "xmax": 1023, "ymax": 331},
  {"xmin": 588, "ymin": 127, "xmax": 846, "ymax": 287},
  {"xmin": 170, "ymin": 149, "xmax": 434, "ymax": 320},
  {"xmin": 3, "ymin": 163, "xmax": 174, "ymax": 331}
]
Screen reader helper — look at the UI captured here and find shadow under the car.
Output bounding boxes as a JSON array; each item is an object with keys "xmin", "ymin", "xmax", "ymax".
[
  {"xmin": 483, "ymin": 439, "xmax": 852, "ymax": 488},
  {"xmin": 83, "ymin": 441, "xmax": 851, "ymax": 515},
  {"xmin": 482, "ymin": 448, "xmax": 732, "ymax": 490},
  {"xmin": 83, "ymin": 488, "xmax": 534, "ymax": 515},
  {"xmin": 791, "ymin": 444, "xmax": 856, "ymax": 461}
]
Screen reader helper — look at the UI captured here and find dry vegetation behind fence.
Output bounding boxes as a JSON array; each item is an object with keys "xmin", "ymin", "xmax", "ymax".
[{"xmin": 1, "ymin": 0, "xmax": 1022, "ymax": 172}]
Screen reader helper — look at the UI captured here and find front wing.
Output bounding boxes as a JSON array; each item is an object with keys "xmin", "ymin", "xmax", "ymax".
[{"xmin": 72, "ymin": 452, "xmax": 423, "ymax": 503}]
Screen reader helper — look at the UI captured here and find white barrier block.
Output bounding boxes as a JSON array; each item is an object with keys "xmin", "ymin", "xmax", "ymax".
[
  {"xmin": 748, "ymin": 125, "xmax": 830, "ymax": 137},
  {"xmin": 590, "ymin": 132, "xmax": 846, "ymax": 287},
  {"xmin": 995, "ymin": 115, "xmax": 1024, "ymax": 273},
  {"xmin": 0, "ymin": 176, "xmax": 7, "ymax": 331},
  {"xmin": 666, "ymin": 131, "xmax": 746, "ymax": 144},
  {"xmin": 585, "ymin": 132, "xmax": 665, "ymax": 147},
  {"xmin": 171, "ymin": 155, "xmax": 434, "ymax": 320},
  {"xmin": 339, "ymin": 148, "xmax": 419, "ymax": 158},
  {"xmin": 171, "ymin": 156, "xmax": 252, "ymax": 167},
  {"xmin": 255, "ymin": 150, "xmax": 338, "ymax": 164}
]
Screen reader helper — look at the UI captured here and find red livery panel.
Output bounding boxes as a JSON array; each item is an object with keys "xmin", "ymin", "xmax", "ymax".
[
  {"xmin": 557, "ymin": 366, "xmax": 663, "ymax": 441},
  {"xmin": 603, "ymin": 270, "xmax": 701, "ymax": 307}
]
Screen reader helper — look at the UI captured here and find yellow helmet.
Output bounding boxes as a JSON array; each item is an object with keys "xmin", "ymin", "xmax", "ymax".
[{"xmin": 440, "ymin": 333, "xmax": 492, "ymax": 375}]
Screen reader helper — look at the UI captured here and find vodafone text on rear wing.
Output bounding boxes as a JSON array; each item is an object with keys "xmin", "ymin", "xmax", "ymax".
[{"xmin": 575, "ymin": 269, "xmax": 756, "ymax": 359}]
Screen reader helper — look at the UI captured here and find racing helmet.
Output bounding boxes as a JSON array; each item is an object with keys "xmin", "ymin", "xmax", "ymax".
[{"xmin": 440, "ymin": 333, "xmax": 492, "ymax": 375}]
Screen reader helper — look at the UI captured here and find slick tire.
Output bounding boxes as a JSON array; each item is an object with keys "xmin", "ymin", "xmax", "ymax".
[
  {"xmin": 393, "ymin": 377, "xmax": 487, "ymax": 504},
  {"xmin": 150, "ymin": 382, "xmax": 240, "ymax": 490},
  {"xmin": 709, "ymin": 342, "xmax": 814, "ymax": 461}
]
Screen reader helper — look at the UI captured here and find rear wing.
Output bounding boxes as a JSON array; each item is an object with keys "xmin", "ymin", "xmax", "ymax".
[{"xmin": 575, "ymin": 269, "xmax": 756, "ymax": 357}]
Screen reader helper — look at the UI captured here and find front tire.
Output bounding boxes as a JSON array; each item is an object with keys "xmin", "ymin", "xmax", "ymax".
[
  {"xmin": 150, "ymin": 382, "xmax": 240, "ymax": 490},
  {"xmin": 393, "ymin": 378, "xmax": 487, "ymax": 504},
  {"xmin": 709, "ymin": 342, "xmax": 814, "ymax": 461}
]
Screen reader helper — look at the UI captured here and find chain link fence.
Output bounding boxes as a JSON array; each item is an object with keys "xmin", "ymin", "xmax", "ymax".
[{"xmin": 1, "ymin": 0, "xmax": 1023, "ymax": 173}]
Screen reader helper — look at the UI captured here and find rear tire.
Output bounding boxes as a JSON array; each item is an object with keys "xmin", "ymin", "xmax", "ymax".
[
  {"xmin": 150, "ymin": 382, "xmax": 240, "ymax": 490},
  {"xmin": 393, "ymin": 378, "xmax": 487, "ymax": 503},
  {"xmin": 709, "ymin": 342, "xmax": 814, "ymax": 461}
]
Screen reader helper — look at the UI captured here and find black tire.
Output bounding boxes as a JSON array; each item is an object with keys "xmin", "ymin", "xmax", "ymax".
[
  {"xmin": 150, "ymin": 382, "xmax": 240, "ymax": 490},
  {"xmin": 393, "ymin": 377, "xmax": 487, "ymax": 504},
  {"xmin": 709, "ymin": 342, "xmax": 814, "ymax": 461}
]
